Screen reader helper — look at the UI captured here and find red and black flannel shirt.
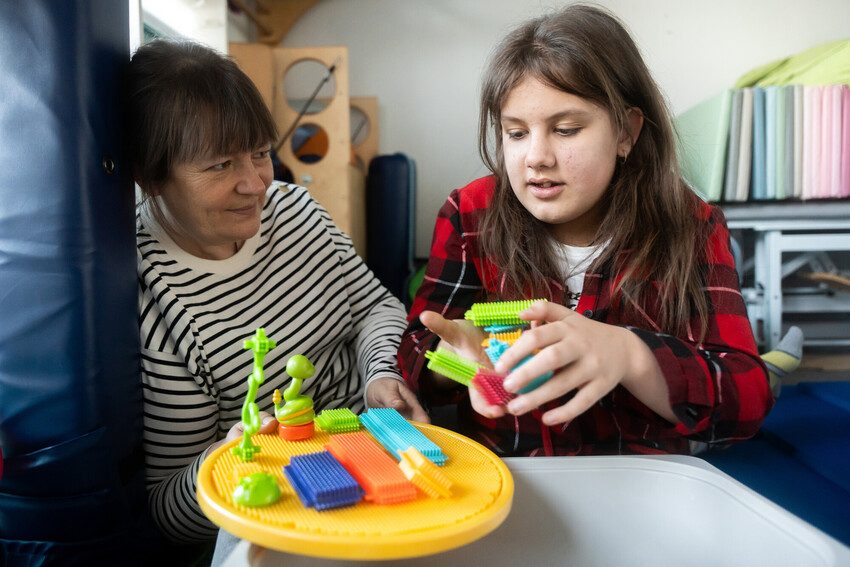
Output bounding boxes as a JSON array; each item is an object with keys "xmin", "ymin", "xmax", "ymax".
[{"xmin": 398, "ymin": 176, "xmax": 774, "ymax": 456}]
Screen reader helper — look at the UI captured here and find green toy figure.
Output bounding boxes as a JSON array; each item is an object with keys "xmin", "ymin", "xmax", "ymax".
[
  {"xmin": 232, "ymin": 471, "xmax": 281, "ymax": 507},
  {"xmin": 231, "ymin": 328, "xmax": 276, "ymax": 462},
  {"xmin": 273, "ymin": 354, "xmax": 316, "ymax": 441}
]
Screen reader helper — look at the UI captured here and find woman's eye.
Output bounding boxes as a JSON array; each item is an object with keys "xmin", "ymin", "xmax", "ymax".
[
  {"xmin": 208, "ymin": 160, "xmax": 231, "ymax": 171},
  {"xmin": 253, "ymin": 149, "xmax": 272, "ymax": 160},
  {"xmin": 505, "ymin": 130, "xmax": 526, "ymax": 140}
]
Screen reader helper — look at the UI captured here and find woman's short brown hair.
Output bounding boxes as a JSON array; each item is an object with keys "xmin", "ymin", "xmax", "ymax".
[{"xmin": 125, "ymin": 39, "xmax": 277, "ymax": 192}]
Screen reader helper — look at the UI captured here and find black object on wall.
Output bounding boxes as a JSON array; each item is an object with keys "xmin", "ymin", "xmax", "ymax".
[
  {"xmin": 0, "ymin": 1, "xmax": 145, "ymax": 564},
  {"xmin": 366, "ymin": 154, "xmax": 417, "ymax": 305}
]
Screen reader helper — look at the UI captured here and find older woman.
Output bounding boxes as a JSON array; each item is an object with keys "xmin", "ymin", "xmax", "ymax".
[{"xmin": 126, "ymin": 39, "xmax": 426, "ymax": 543}]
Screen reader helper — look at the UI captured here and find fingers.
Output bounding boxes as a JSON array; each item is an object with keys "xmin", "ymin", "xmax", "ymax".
[
  {"xmin": 469, "ymin": 383, "xmax": 507, "ymax": 419},
  {"xmin": 397, "ymin": 386, "xmax": 431, "ymax": 424},
  {"xmin": 495, "ymin": 305, "xmax": 578, "ymax": 375},
  {"xmin": 419, "ymin": 311, "xmax": 457, "ymax": 343},
  {"xmin": 505, "ymin": 363, "xmax": 585, "ymax": 416},
  {"xmin": 421, "ymin": 311, "xmax": 488, "ymax": 365},
  {"xmin": 539, "ymin": 379, "xmax": 610, "ymax": 426},
  {"xmin": 497, "ymin": 323, "xmax": 579, "ymax": 387},
  {"xmin": 367, "ymin": 377, "xmax": 432, "ymax": 423},
  {"xmin": 258, "ymin": 412, "xmax": 277, "ymax": 434},
  {"xmin": 519, "ymin": 300, "xmax": 575, "ymax": 324}
]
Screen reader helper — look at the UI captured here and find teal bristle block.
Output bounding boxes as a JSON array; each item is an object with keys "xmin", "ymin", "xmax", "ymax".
[
  {"xmin": 464, "ymin": 299, "xmax": 541, "ymax": 327},
  {"xmin": 360, "ymin": 408, "xmax": 448, "ymax": 466},
  {"xmin": 315, "ymin": 408, "xmax": 360, "ymax": 433},
  {"xmin": 514, "ymin": 354, "xmax": 553, "ymax": 394},
  {"xmin": 483, "ymin": 324, "xmax": 528, "ymax": 334},
  {"xmin": 485, "ymin": 339, "xmax": 509, "ymax": 365},
  {"xmin": 425, "ymin": 348, "xmax": 480, "ymax": 387}
]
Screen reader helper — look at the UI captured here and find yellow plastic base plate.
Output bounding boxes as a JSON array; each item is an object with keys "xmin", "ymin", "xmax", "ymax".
[{"xmin": 197, "ymin": 423, "xmax": 513, "ymax": 560}]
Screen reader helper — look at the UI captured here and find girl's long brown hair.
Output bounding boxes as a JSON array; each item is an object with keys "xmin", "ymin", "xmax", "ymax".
[{"xmin": 478, "ymin": 4, "xmax": 708, "ymax": 338}]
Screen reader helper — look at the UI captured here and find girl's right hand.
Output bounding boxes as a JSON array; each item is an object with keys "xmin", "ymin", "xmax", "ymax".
[
  {"xmin": 419, "ymin": 310, "xmax": 489, "ymax": 366},
  {"xmin": 419, "ymin": 311, "xmax": 506, "ymax": 419}
]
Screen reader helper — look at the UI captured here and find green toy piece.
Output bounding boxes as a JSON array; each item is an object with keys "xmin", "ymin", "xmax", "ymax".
[
  {"xmin": 463, "ymin": 299, "xmax": 544, "ymax": 327},
  {"xmin": 232, "ymin": 472, "xmax": 282, "ymax": 507},
  {"xmin": 424, "ymin": 348, "xmax": 482, "ymax": 387},
  {"xmin": 315, "ymin": 408, "xmax": 360, "ymax": 433},
  {"xmin": 231, "ymin": 328, "xmax": 276, "ymax": 462},
  {"xmin": 273, "ymin": 354, "xmax": 316, "ymax": 426}
]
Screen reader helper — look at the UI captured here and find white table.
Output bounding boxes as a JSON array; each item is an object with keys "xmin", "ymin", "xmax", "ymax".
[{"xmin": 221, "ymin": 455, "xmax": 850, "ymax": 567}]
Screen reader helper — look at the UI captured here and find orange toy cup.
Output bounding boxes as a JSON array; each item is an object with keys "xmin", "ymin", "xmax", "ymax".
[{"xmin": 278, "ymin": 421, "xmax": 315, "ymax": 441}]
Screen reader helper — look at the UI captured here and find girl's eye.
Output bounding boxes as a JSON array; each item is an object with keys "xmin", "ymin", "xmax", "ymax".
[
  {"xmin": 505, "ymin": 130, "xmax": 526, "ymax": 140},
  {"xmin": 555, "ymin": 127, "xmax": 581, "ymax": 137},
  {"xmin": 253, "ymin": 149, "xmax": 272, "ymax": 160}
]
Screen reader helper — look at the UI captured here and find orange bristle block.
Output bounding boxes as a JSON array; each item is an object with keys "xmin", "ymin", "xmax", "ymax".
[{"xmin": 326, "ymin": 432, "xmax": 417, "ymax": 504}]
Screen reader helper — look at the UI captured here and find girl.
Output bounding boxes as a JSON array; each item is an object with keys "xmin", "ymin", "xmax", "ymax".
[{"xmin": 399, "ymin": 5, "xmax": 773, "ymax": 456}]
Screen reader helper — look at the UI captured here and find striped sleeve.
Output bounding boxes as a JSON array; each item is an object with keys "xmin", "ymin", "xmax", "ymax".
[
  {"xmin": 316, "ymin": 204, "xmax": 408, "ymax": 394},
  {"xmin": 139, "ymin": 302, "xmax": 219, "ymax": 542}
]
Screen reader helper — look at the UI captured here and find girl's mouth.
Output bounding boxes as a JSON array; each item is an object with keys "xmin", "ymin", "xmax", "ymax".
[{"xmin": 528, "ymin": 181, "xmax": 564, "ymax": 198}]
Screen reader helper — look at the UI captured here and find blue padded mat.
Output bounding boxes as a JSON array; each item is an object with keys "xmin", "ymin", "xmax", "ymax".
[
  {"xmin": 703, "ymin": 381, "xmax": 850, "ymax": 547},
  {"xmin": 761, "ymin": 382, "xmax": 850, "ymax": 494}
]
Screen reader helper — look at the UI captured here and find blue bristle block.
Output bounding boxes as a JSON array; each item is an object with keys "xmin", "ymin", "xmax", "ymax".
[{"xmin": 283, "ymin": 451, "xmax": 364, "ymax": 510}]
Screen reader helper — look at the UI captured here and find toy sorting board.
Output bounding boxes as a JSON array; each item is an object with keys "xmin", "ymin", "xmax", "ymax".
[{"xmin": 196, "ymin": 423, "xmax": 513, "ymax": 560}]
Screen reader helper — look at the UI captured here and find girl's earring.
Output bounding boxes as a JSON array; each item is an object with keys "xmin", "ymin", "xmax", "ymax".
[{"xmin": 618, "ymin": 152, "xmax": 628, "ymax": 165}]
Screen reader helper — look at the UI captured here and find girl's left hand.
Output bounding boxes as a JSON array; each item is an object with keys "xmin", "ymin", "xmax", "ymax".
[{"xmin": 494, "ymin": 301, "xmax": 639, "ymax": 426}]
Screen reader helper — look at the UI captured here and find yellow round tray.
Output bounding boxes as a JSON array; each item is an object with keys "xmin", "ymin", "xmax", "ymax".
[{"xmin": 196, "ymin": 423, "xmax": 513, "ymax": 560}]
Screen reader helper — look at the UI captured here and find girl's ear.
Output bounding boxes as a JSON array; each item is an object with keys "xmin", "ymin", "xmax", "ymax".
[{"xmin": 617, "ymin": 107, "xmax": 644, "ymax": 159}]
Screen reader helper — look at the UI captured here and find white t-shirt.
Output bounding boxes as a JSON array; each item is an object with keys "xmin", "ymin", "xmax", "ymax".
[{"xmin": 552, "ymin": 240, "xmax": 606, "ymax": 309}]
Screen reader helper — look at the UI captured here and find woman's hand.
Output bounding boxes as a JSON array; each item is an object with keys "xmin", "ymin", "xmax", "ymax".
[
  {"xmin": 494, "ymin": 301, "xmax": 674, "ymax": 426},
  {"xmin": 419, "ymin": 310, "xmax": 506, "ymax": 419},
  {"xmin": 206, "ymin": 411, "xmax": 278, "ymax": 455},
  {"xmin": 366, "ymin": 377, "xmax": 430, "ymax": 423}
]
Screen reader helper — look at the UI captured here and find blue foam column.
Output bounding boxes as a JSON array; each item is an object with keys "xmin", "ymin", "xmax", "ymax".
[{"xmin": 0, "ymin": 1, "xmax": 145, "ymax": 562}]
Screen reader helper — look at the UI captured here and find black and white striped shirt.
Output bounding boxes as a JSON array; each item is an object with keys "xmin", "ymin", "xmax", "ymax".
[{"xmin": 137, "ymin": 182, "xmax": 407, "ymax": 542}]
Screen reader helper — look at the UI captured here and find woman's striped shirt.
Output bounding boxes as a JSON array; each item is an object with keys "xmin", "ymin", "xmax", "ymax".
[{"xmin": 137, "ymin": 182, "xmax": 407, "ymax": 542}]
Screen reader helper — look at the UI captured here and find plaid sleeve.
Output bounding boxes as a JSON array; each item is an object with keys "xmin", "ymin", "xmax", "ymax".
[
  {"xmin": 628, "ymin": 205, "xmax": 774, "ymax": 445},
  {"xmin": 398, "ymin": 188, "xmax": 486, "ymax": 404}
]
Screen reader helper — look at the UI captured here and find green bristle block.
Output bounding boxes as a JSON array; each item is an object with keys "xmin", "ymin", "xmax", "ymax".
[
  {"xmin": 463, "ymin": 299, "xmax": 543, "ymax": 327},
  {"xmin": 315, "ymin": 408, "xmax": 360, "ymax": 433},
  {"xmin": 424, "ymin": 348, "xmax": 481, "ymax": 387}
]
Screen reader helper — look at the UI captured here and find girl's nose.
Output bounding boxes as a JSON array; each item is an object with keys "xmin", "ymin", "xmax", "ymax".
[{"xmin": 525, "ymin": 134, "xmax": 555, "ymax": 170}]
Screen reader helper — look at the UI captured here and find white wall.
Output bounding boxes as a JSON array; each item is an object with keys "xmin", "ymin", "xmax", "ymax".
[
  {"xmin": 280, "ymin": 1, "xmax": 850, "ymax": 256},
  {"xmin": 142, "ymin": 0, "xmax": 229, "ymax": 52}
]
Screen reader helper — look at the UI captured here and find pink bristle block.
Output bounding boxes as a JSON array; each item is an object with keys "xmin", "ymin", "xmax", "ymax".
[{"xmin": 471, "ymin": 370, "xmax": 514, "ymax": 406}]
